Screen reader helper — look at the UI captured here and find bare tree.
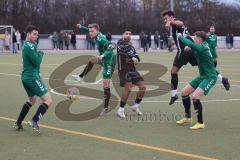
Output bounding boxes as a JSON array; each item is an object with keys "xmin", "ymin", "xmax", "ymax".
[{"xmin": 0, "ymin": 0, "xmax": 239, "ymax": 34}]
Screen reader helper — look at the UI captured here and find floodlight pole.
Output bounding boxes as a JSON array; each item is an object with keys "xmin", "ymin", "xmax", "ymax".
[
  {"xmin": 169, "ymin": 0, "xmax": 174, "ymax": 38},
  {"xmin": 170, "ymin": 0, "xmax": 174, "ymax": 11}
]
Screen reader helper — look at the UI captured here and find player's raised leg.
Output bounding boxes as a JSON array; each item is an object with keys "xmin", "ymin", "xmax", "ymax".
[
  {"xmin": 206, "ymin": 26, "xmax": 230, "ymax": 91},
  {"xmin": 214, "ymin": 60, "xmax": 230, "ymax": 91},
  {"xmin": 73, "ymin": 23, "xmax": 116, "ymax": 115},
  {"xmin": 72, "ymin": 57, "xmax": 99, "ymax": 82}
]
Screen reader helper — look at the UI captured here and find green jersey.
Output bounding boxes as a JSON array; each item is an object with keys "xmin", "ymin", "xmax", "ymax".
[
  {"xmin": 81, "ymin": 26, "xmax": 114, "ymax": 60},
  {"xmin": 206, "ymin": 33, "xmax": 217, "ymax": 48},
  {"xmin": 178, "ymin": 35, "xmax": 217, "ymax": 78},
  {"xmin": 21, "ymin": 41, "xmax": 44, "ymax": 81}
]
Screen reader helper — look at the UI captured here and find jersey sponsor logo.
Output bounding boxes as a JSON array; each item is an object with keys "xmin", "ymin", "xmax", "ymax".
[
  {"xmin": 204, "ymin": 79, "xmax": 215, "ymax": 91},
  {"xmin": 106, "ymin": 65, "xmax": 111, "ymax": 75}
]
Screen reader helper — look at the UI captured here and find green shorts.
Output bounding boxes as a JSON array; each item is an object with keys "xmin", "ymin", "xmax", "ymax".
[
  {"xmin": 101, "ymin": 63, "xmax": 113, "ymax": 79},
  {"xmin": 189, "ymin": 76, "xmax": 217, "ymax": 95},
  {"xmin": 22, "ymin": 79, "xmax": 48, "ymax": 97},
  {"xmin": 210, "ymin": 48, "xmax": 218, "ymax": 59},
  {"xmin": 99, "ymin": 53, "xmax": 116, "ymax": 79}
]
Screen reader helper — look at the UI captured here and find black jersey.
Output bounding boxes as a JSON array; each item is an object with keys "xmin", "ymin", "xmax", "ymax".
[
  {"xmin": 117, "ymin": 39, "xmax": 140, "ymax": 72},
  {"xmin": 170, "ymin": 21, "xmax": 198, "ymax": 67},
  {"xmin": 171, "ymin": 20, "xmax": 192, "ymax": 54}
]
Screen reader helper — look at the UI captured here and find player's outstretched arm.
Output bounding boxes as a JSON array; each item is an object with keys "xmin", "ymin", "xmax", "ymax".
[
  {"xmin": 178, "ymin": 34, "xmax": 201, "ymax": 52},
  {"xmin": 171, "ymin": 20, "xmax": 184, "ymax": 27},
  {"xmin": 76, "ymin": 23, "xmax": 89, "ymax": 33}
]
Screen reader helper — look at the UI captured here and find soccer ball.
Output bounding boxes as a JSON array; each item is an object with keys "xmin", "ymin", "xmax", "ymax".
[{"xmin": 66, "ymin": 87, "xmax": 80, "ymax": 101}]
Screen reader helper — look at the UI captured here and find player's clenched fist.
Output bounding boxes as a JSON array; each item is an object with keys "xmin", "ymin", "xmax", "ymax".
[
  {"xmin": 132, "ymin": 57, "xmax": 139, "ymax": 64},
  {"xmin": 76, "ymin": 24, "xmax": 82, "ymax": 28}
]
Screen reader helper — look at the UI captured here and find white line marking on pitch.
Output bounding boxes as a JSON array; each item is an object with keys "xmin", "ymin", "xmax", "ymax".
[
  {"xmin": 0, "ymin": 73, "xmax": 237, "ymax": 103},
  {"xmin": 1, "ymin": 72, "xmax": 240, "ymax": 85},
  {"xmin": 50, "ymin": 88, "xmax": 240, "ymax": 103},
  {"xmin": 142, "ymin": 99, "xmax": 240, "ymax": 103},
  {"xmin": 0, "ymin": 72, "xmax": 103, "ymax": 84}
]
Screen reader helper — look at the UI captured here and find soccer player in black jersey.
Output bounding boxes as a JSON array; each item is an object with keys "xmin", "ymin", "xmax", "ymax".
[
  {"xmin": 162, "ymin": 10, "xmax": 197, "ymax": 105},
  {"xmin": 116, "ymin": 30, "xmax": 146, "ymax": 119}
]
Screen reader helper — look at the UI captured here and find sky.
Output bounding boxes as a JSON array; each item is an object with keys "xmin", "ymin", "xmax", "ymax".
[{"xmin": 216, "ymin": 0, "xmax": 240, "ymax": 5}]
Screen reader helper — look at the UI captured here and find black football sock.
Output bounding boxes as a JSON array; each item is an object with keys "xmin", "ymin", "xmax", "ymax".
[
  {"xmin": 120, "ymin": 100, "xmax": 126, "ymax": 108},
  {"xmin": 135, "ymin": 98, "xmax": 142, "ymax": 104},
  {"xmin": 104, "ymin": 88, "xmax": 111, "ymax": 109},
  {"xmin": 17, "ymin": 102, "xmax": 32, "ymax": 124},
  {"xmin": 171, "ymin": 73, "xmax": 178, "ymax": 90},
  {"xmin": 79, "ymin": 61, "xmax": 94, "ymax": 78},
  {"xmin": 182, "ymin": 96, "xmax": 191, "ymax": 118},
  {"xmin": 32, "ymin": 103, "xmax": 49, "ymax": 122},
  {"xmin": 193, "ymin": 99, "xmax": 203, "ymax": 124}
]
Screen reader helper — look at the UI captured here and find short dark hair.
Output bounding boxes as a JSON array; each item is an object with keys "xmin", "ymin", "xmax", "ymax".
[
  {"xmin": 194, "ymin": 31, "xmax": 207, "ymax": 41},
  {"xmin": 88, "ymin": 23, "xmax": 100, "ymax": 31},
  {"xmin": 123, "ymin": 29, "xmax": 132, "ymax": 33},
  {"xmin": 162, "ymin": 10, "xmax": 175, "ymax": 17},
  {"xmin": 209, "ymin": 25, "xmax": 215, "ymax": 29},
  {"xmin": 25, "ymin": 25, "xmax": 39, "ymax": 33}
]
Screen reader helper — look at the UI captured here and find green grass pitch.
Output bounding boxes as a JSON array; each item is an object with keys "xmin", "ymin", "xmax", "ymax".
[{"xmin": 0, "ymin": 51, "xmax": 239, "ymax": 160}]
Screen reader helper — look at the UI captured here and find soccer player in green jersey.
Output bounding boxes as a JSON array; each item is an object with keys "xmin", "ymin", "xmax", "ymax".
[
  {"xmin": 13, "ymin": 25, "xmax": 52, "ymax": 134},
  {"xmin": 72, "ymin": 23, "xmax": 116, "ymax": 115},
  {"xmin": 176, "ymin": 31, "xmax": 217, "ymax": 130},
  {"xmin": 206, "ymin": 25, "xmax": 230, "ymax": 91}
]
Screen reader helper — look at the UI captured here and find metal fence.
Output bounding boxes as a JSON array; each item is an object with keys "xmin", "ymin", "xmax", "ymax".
[{"xmin": 1, "ymin": 35, "xmax": 240, "ymax": 52}]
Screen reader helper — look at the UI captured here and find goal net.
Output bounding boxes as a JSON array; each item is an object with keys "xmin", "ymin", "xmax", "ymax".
[{"xmin": 0, "ymin": 25, "xmax": 14, "ymax": 52}]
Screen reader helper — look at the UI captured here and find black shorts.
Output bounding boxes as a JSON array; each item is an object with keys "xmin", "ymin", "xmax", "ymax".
[
  {"xmin": 118, "ymin": 70, "xmax": 144, "ymax": 87},
  {"xmin": 173, "ymin": 50, "xmax": 197, "ymax": 68}
]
